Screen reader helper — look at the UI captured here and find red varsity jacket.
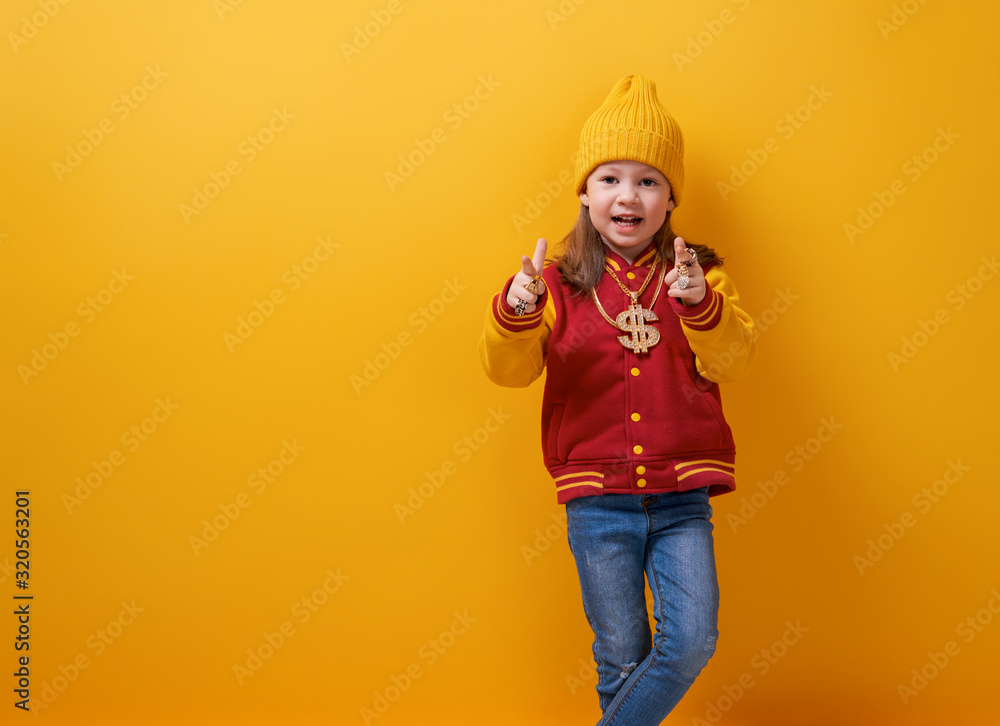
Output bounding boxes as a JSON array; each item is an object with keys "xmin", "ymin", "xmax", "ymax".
[{"xmin": 479, "ymin": 241, "xmax": 756, "ymax": 504}]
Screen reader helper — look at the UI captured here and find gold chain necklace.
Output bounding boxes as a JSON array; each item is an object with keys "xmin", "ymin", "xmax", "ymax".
[{"xmin": 590, "ymin": 258, "xmax": 667, "ymax": 354}]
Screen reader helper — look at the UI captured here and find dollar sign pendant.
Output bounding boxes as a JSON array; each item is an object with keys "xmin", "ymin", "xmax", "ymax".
[{"xmin": 615, "ymin": 294, "xmax": 660, "ymax": 353}]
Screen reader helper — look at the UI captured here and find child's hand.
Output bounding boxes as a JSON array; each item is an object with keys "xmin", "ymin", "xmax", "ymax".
[
  {"xmin": 665, "ymin": 236, "xmax": 706, "ymax": 306},
  {"xmin": 506, "ymin": 238, "xmax": 548, "ymax": 314}
]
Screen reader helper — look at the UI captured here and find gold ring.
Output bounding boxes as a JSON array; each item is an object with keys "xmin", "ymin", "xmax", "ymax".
[{"xmin": 524, "ymin": 275, "xmax": 541, "ymax": 294}]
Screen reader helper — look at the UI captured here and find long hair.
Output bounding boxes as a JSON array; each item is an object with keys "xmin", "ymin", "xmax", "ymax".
[{"xmin": 553, "ymin": 203, "xmax": 724, "ymax": 295}]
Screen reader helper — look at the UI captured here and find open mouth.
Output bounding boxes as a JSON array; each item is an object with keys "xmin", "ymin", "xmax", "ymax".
[{"xmin": 612, "ymin": 215, "xmax": 642, "ymax": 228}]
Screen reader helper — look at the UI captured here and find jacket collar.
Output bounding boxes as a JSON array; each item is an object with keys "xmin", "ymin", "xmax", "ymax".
[{"xmin": 602, "ymin": 241, "xmax": 658, "ymax": 271}]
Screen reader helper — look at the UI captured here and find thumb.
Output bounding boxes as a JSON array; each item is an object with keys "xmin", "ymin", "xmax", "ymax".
[{"xmin": 673, "ymin": 235, "xmax": 686, "ymax": 262}]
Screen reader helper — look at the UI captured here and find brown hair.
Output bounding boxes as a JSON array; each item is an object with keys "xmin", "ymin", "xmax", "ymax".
[{"xmin": 552, "ymin": 203, "xmax": 724, "ymax": 295}]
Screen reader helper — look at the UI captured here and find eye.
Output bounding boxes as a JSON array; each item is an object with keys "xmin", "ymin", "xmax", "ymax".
[
  {"xmin": 640, "ymin": 178, "xmax": 657, "ymax": 187},
  {"xmin": 599, "ymin": 176, "xmax": 617, "ymax": 184}
]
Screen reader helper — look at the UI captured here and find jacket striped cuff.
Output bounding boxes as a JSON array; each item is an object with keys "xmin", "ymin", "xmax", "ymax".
[
  {"xmin": 492, "ymin": 275, "xmax": 548, "ymax": 332},
  {"xmin": 670, "ymin": 281, "xmax": 723, "ymax": 331}
]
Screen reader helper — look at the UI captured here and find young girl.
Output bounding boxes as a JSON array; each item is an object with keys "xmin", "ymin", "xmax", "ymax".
[{"xmin": 478, "ymin": 75, "xmax": 756, "ymax": 724}]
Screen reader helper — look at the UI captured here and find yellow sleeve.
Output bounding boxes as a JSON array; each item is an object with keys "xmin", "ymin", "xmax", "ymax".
[
  {"xmin": 477, "ymin": 275, "xmax": 555, "ymax": 388},
  {"xmin": 670, "ymin": 264, "xmax": 757, "ymax": 383}
]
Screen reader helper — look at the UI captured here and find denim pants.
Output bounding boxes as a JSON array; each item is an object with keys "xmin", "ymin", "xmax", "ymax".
[{"xmin": 565, "ymin": 487, "xmax": 719, "ymax": 725}]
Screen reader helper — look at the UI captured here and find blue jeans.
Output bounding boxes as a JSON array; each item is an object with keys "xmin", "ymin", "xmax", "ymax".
[{"xmin": 565, "ymin": 488, "xmax": 719, "ymax": 725}]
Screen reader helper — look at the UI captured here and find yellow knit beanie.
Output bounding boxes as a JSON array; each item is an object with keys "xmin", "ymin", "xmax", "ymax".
[{"xmin": 574, "ymin": 74, "xmax": 685, "ymax": 204}]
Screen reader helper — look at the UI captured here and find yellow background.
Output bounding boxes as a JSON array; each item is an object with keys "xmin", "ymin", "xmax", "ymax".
[{"xmin": 3, "ymin": 0, "xmax": 999, "ymax": 724}]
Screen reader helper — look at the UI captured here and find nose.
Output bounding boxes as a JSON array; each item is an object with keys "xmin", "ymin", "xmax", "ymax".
[{"xmin": 617, "ymin": 183, "xmax": 640, "ymax": 204}]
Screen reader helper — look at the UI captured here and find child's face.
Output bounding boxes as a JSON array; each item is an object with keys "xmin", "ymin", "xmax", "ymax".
[{"xmin": 579, "ymin": 160, "xmax": 675, "ymax": 262}]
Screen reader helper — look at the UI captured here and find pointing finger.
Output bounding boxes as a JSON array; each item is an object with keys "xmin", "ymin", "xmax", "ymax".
[
  {"xmin": 531, "ymin": 238, "xmax": 548, "ymax": 275},
  {"xmin": 522, "ymin": 238, "xmax": 548, "ymax": 297}
]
